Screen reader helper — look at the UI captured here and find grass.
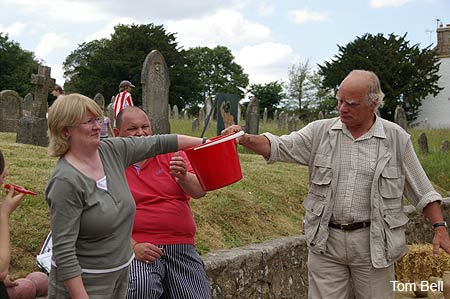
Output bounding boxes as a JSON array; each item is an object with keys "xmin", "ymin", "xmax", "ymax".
[{"xmin": 1, "ymin": 119, "xmax": 449, "ymax": 278}]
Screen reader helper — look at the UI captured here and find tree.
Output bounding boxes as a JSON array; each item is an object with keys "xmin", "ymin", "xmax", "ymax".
[
  {"xmin": 286, "ymin": 59, "xmax": 314, "ymax": 111},
  {"xmin": 248, "ymin": 81, "xmax": 285, "ymax": 118},
  {"xmin": 0, "ymin": 33, "xmax": 40, "ymax": 95},
  {"xmin": 318, "ymin": 33, "xmax": 442, "ymax": 122},
  {"xmin": 186, "ymin": 46, "xmax": 249, "ymax": 100},
  {"xmin": 63, "ymin": 23, "xmax": 201, "ymax": 109}
]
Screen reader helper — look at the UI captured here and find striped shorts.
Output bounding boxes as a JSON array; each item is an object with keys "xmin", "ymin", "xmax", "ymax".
[{"xmin": 125, "ymin": 244, "xmax": 211, "ymax": 299}]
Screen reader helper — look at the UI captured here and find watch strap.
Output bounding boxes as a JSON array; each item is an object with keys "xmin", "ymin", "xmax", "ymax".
[{"xmin": 432, "ymin": 221, "xmax": 448, "ymax": 229}]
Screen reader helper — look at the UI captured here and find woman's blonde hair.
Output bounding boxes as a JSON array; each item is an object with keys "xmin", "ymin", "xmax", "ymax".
[{"xmin": 47, "ymin": 93, "xmax": 103, "ymax": 157}]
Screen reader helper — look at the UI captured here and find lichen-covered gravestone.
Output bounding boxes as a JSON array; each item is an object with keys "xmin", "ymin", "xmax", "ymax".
[
  {"xmin": 16, "ymin": 65, "xmax": 55, "ymax": 147},
  {"xmin": 0, "ymin": 90, "xmax": 22, "ymax": 132}
]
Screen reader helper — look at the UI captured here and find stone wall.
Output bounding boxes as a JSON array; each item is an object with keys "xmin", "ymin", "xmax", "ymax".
[{"xmin": 203, "ymin": 198, "xmax": 450, "ymax": 298}]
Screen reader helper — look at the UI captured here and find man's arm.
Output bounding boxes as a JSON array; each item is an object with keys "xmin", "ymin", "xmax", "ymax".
[
  {"xmin": 221, "ymin": 125, "xmax": 271, "ymax": 159},
  {"xmin": 422, "ymin": 201, "xmax": 450, "ymax": 256}
]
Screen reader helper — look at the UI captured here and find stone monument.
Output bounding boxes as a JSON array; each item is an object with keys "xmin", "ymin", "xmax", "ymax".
[
  {"xmin": 141, "ymin": 49, "xmax": 170, "ymax": 134},
  {"xmin": 16, "ymin": 65, "xmax": 55, "ymax": 147},
  {"xmin": 0, "ymin": 90, "xmax": 22, "ymax": 132},
  {"xmin": 245, "ymin": 97, "xmax": 259, "ymax": 135}
]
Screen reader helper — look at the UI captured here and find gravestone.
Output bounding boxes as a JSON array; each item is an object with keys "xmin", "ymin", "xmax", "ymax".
[
  {"xmin": 440, "ymin": 140, "xmax": 450, "ymax": 152},
  {"xmin": 22, "ymin": 93, "xmax": 35, "ymax": 116},
  {"xmin": 318, "ymin": 111, "xmax": 324, "ymax": 120},
  {"xmin": 205, "ymin": 97, "xmax": 213, "ymax": 119},
  {"xmin": 192, "ymin": 118, "xmax": 199, "ymax": 131},
  {"xmin": 288, "ymin": 115, "xmax": 298, "ymax": 133},
  {"xmin": 16, "ymin": 65, "xmax": 55, "ymax": 146},
  {"xmin": 263, "ymin": 108, "xmax": 268, "ymax": 124},
  {"xmin": 198, "ymin": 108, "xmax": 205, "ymax": 125},
  {"xmin": 183, "ymin": 110, "xmax": 189, "ymax": 120},
  {"xmin": 274, "ymin": 110, "xmax": 278, "ymax": 122},
  {"xmin": 141, "ymin": 49, "xmax": 170, "ymax": 134},
  {"xmin": 216, "ymin": 93, "xmax": 239, "ymax": 135},
  {"xmin": 173, "ymin": 105, "xmax": 179, "ymax": 120},
  {"xmin": 245, "ymin": 97, "xmax": 259, "ymax": 135},
  {"xmin": 93, "ymin": 93, "xmax": 105, "ymax": 110},
  {"xmin": 394, "ymin": 105, "xmax": 408, "ymax": 131},
  {"xmin": 237, "ymin": 103, "xmax": 241, "ymax": 124},
  {"xmin": 0, "ymin": 90, "xmax": 22, "ymax": 132},
  {"xmin": 418, "ymin": 132, "xmax": 429, "ymax": 154},
  {"xmin": 278, "ymin": 111, "xmax": 287, "ymax": 130},
  {"xmin": 168, "ymin": 104, "xmax": 172, "ymax": 119},
  {"xmin": 106, "ymin": 96, "xmax": 115, "ymax": 125}
]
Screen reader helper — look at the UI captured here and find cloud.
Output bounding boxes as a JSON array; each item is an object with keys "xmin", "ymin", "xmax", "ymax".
[
  {"xmin": 257, "ymin": 2, "xmax": 275, "ymax": 17},
  {"xmin": 369, "ymin": 0, "xmax": 414, "ymax": 8},
  {"xmin": 288, "ymin": 9, "xmax": 330, "ymax": 24},
  {"xmin": 84, "ymin": 17, "xmax": 137, "ymax": 42},
  {"xmin": 166, "ymin": 9, "xmax": 271, "ymax": 49},
  {"xmin": 234, "ymin": 42, "xmax": 294, "ymax": 84},
  {"xmin": 35, "ymin": 33, "xmax": 70, "ymax": 60},
  {"xmin": 2, "ymin": 0, "xmax": 111, "ymax": 23},
  {"xmin": 0, "ymin": 22, "xmax": 26, "ymax": 37},
  {"xmin": 47, "ymin": 63, "xmax": 65, "ymax": 86}
]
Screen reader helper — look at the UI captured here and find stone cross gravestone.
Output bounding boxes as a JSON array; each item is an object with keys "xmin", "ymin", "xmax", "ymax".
[
  {"xmin": 216, "ymin": 93, "xmax": 239, "ymax": 135},
  {"xmin": 16, "ymin": 65, "xmax": 55, "ymax": 146},
  {"xmin": 245, "ymin": 97, "xmax": 259, "ymax": 135},
  {"xmin": 0, "ymin": 90, "xmax": 22, "ymax": 132},
  {"xmin": 93, "ymin": 93, "xmax": 105, "ymax": 110},
  {"xmin": 394, "ymin": 105, "xmax": 408, "ymax": 131},
  {"xmin": 141, "ymin": 49, "xmax": 170, "ymax": 134}
]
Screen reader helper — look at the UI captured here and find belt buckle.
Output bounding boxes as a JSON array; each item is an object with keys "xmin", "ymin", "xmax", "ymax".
[{"xmin": 340, "ymin": 223, "xmax": 349, "ymax": 230}]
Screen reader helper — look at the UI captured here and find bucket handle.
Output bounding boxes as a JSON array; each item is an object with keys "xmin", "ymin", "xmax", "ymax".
[{"xmin": 193, "ymin": 130, "xmax": 245, "ymax": 151}]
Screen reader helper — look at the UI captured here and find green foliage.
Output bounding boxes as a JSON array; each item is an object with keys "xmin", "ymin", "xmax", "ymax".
[
  {"xmin": 0, "ymin": 33, "xmax": 40, "ymax": 96},
  {"xmin": 318, "ymin": 33, "xmax": 442, "ymax": 122},
  {"xmin": 248, "ymin": 81, "xmax": 285, "ymax": 118},
  {"xmin": 186, "ymin": 46, "xmax": 249, "ymax": 102},
  {"xmin": 63, "ymin": 23, "xmax": 200, "ymax": 110}
]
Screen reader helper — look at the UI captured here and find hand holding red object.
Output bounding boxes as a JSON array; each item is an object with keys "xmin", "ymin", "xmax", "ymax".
[{"xmin": 4, "ymin": 184, "xmax": 37, "ymax": 195}]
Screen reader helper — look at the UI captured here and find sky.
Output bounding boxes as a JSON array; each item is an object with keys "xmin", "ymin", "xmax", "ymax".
[{"xmin": 0, "ymin": 0, "xmax": 448, "ymax": 88}]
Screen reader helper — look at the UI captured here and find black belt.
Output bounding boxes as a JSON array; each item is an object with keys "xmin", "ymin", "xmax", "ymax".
[{"xmin": 328, "ymin": 222, "xmax": 371, "ymax": 231}]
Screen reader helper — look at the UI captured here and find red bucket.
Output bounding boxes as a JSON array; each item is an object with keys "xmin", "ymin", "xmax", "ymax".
[{"xmin": 184, "ymin": 131, "xmax": 244, "ymax": 191}]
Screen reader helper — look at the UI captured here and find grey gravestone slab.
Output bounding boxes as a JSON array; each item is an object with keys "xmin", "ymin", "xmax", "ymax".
[
  {"xmin": 440, "ymin": 140, "xmax": 450, "ymax": 152},
  {"xmin": 278, "ymin": 111, "xmax": 287, "ymax": 130},
  {"xmin": 288, "ymin": 115, "xmax": 298, "ymax": 133},
  {"xmin": 418, "ymin": 132, "xmax": 429, "ymax": 154},
  {"xmin": 245, "ymin": 97, "xmax": 259, "ymax": 135},
  {"xmin": 183, "ymin": 110, "xmax": 189, "ymax": 120},
  {"xmin": 173, "ymin": 105, "xmax": 179, "ymax": 120},
  {"xmin": 394, "ymin": 105, "xmax": 408, "ymax": 131},
  {"xmin": 22, "ymin": 93, "xmax": 35, "ymax": 116},
  {"xmin": 192, "ymin": 118, "xmax": 199, "ymax": 131},
  {"xmin": 93, "ymin": 93, "xmax": 105, "ymax": 110},
  {"xmin": 318, "ymin": 111, "xmax": 324, "ymax": 120},
  {"xmin": 273, "ymin": 110, "xmax": 278, "ymax": 122},
  {"xmin": 141, "ymin": 49, "xmax": 170, "ymax": 134},
  {"xmin": 263, "ymin": 107, "xmax": 268, "ymax": 124},
  {"xmin": 0, "ymin": 90, "xmax": 22, "ymax": 132}
]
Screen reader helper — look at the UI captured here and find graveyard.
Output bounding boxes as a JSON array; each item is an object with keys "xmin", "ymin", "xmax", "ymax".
[{"xmin": 1, "ymin": 52, "xmax": 450, "ymax": 297}]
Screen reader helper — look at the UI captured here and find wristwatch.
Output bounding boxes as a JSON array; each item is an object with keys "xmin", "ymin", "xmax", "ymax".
[{"xmin": 432, "ymin": 221, "xmax": 448, "ymax": 230}]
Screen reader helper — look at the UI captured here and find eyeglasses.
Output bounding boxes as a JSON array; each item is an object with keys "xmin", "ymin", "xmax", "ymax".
[{"xmin": 79, "ymin": 117, "xmax": 103, "ymax": 126}]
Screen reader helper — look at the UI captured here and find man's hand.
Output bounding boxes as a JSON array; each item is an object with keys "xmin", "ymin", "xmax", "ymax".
[
  {"xmin": 3, "ymin": 274, "xmax": 18, "ymax": 287},
  {"xmin": 432, "ymin": 226, "xmax": 450, "ymax": 257},
  {"xmin": 133, "ymin": 242, "xmax": 163, "ymax": 264},
  {"xmin": 169, "ymin": 153, "xmax": 188, "ymax": 182}
]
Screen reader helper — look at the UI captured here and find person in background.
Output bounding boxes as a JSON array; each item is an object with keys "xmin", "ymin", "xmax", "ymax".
[
  {"xmin": 0, "ymin": 150, "xmax": 25, "ymax": 297},
  {"xmin": 222, "ymin": 70, "xmax": 450, "ymax": 299},
  {"xmin": 45, "ymin": 94, "xmax": 205, "ymax": 299},
  {"xmin": 114, "ymin": 106, "xmax": 211, "ymax": 299},
  {"xmin": 99, "ymin": 107, "xmax": 113, "ymax": 139},
  {"xmin": 52, "ymin": 85, "xmax": 64, "ymax": 98},
  {"xmin": 113, "ymin": 80, "xmax": 135, "ymax": 122}
]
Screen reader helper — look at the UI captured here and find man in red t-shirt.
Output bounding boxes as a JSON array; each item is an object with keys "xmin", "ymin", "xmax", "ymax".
[
  {"xmin": 114, "ymin": 106, "xmax": 211, "ymax": 299},
  {"xmin": 113, "ymin": 80, "xmax": 135, "ymax": 122}
]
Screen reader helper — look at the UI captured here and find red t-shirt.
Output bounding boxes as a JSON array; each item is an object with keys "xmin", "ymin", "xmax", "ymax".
[{"xmin": 126, "ymin": 151, "xmax": 196, "ymax": 245}]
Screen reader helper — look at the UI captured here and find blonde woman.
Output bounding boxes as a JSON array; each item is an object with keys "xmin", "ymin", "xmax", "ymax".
[{"xmin": 46, "ymin": 94, "xmax": 204, "ymax": 299}]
